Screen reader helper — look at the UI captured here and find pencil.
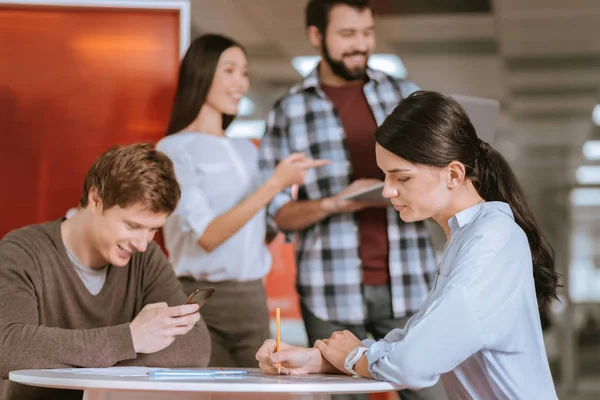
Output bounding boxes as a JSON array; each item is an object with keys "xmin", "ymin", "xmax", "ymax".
[{"xmin": 276, "ymin": 307, "xmax": 281, "ymax": 374}]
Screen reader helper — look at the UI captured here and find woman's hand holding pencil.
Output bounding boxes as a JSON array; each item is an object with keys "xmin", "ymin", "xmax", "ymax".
[
  {"xmin": 255, "ymin": 338, "xmax": 334, "ymax": 375},
  {"xmin": 255, "ymin": 307, "xmax": 341, "ymax": 376}
]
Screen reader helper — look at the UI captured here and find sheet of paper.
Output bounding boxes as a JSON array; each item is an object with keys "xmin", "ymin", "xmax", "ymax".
[{"xmin": 46, "ymin": 367, "xmax": 163, "ymax": 377}]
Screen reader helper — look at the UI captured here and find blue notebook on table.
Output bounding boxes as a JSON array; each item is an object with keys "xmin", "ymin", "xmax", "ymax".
[{"xmin": 148, "ymin": 369, "xmax": 249, "ymax": 380}]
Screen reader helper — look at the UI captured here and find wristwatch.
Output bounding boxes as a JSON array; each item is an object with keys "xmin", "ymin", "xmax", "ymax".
[{"xmin": 344, "ymin": 346, "xmax": 369, "ymax": 376}]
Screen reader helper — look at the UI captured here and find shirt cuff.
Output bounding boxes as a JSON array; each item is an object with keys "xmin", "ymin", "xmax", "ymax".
[
  {"xmin": 267, "ymin": 191, "xmax": 293, "ymax": 220},
  {"xmin": 365, "ymin": 340, "xmax": 393, "ymax": 381},
  {"xmin": 361, "ymin": 338, "xmax": 375, "ymax": 348},
  {"xmin": 175, "ymin": 202, "xmax": 213, "ymax": 241},
  {"xmin": 186, "ymin": 214, "xmax": 212, "ymax": 242}
]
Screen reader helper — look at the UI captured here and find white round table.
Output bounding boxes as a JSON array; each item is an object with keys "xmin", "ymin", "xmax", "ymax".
[{"xmin": 9, "ymin": 368, "xmax": 400, "ymax": 400}]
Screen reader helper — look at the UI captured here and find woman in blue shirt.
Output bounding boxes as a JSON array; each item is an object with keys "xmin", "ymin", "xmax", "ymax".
[{"xmin": 256, "ymin": 91, "xmax": 560, "ymax": 399}]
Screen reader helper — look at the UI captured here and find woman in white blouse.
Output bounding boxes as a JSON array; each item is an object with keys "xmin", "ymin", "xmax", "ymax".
[
  {"xmin": 255, "ymin": 91, "xmax": 560, "ymax": 399},
  {"xmin": 157, "ymin": 34, "xmax": 327, "ymax": 367}
]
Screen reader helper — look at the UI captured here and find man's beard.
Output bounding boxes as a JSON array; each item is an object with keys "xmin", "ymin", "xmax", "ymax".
[{"xmin": 321, "ymin": 38, "xmax": 369, "ymax": 82}]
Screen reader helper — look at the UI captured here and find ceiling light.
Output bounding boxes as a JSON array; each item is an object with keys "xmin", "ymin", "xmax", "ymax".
[
  {"xmin": 291, "ymin": 54, "xmax": 407, "ymax": 79},
  {"xmin": 570, "ymin": 188, "xmax": 600, "ymax": 206},
  {"xmin": 367, "ymin": 54, "xmax": 407, "ymax": 79},
  {"xmin": 582, "ymin": 140, "xmax": 600, "ymax": 160},
  {"xmin": 238, "ymin": 97, "xmax": 256, "ymax": 116},
  {"xmin": 593, "ymin": 104, "xmax": 600, "ymax": 126},
  {"xmin": 226, "ymin": 120, "xmax": 265, "ymax": 139},
  {"xmin": 291, "ymin": 56, "xmax": 320, "ymax": 78},
  {"xmin": 576, "ymin": 166, "xmax": 600, "ymax": 184}
]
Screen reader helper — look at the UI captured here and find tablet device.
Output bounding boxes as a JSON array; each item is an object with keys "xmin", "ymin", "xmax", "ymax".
[{"xmin": 341, "ymin": 182, "xmax": 386, "ymax": 203}]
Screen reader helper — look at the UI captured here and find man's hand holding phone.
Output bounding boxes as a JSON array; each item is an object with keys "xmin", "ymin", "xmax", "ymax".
[
  {"xmin": 129, "ymin": 288, "xmax": 214, "ymax": 354},
  {"xmin": 129, "ymin": 302, "xmax": 200, "ymax": 354}
]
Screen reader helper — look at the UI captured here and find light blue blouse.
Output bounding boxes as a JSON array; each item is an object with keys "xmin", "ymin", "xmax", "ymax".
[{"xmin": 362, "ymin": 202, "xmax": 557, "ymax": 399}]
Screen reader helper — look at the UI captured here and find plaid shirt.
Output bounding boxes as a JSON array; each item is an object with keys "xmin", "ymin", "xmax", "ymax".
[{"xmin": 259, "ymin": 67, "xmax": 437, "ymax": 325}]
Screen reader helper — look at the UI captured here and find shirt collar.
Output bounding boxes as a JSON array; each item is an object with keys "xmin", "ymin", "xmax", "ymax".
[{"xmin": 448, "ymin": 201, "xmax": 514, "ymax": 232}]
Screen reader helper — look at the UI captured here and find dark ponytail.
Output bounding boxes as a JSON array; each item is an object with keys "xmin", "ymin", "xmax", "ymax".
[
  {"xmin": 374, "ymin": 90, "xmax": 560, "ymax": 307},
  {"xmin": 474, "ymin": 141, "xmax": 559, "ymax": 306}
]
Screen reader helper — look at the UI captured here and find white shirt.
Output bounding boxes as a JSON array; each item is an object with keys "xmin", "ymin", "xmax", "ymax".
[
  {"xmin": 362, "ymin": 202, "xmax": 557, "ymax": 400},
  {"xmin": 156, "ymin": 133, "xmax": 271, "ymax": 282}
]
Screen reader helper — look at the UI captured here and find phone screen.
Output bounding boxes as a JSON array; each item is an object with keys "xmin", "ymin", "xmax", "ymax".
[{"xmin": 184, "ymin": 287, "xmax": 215, "ymax": 307}]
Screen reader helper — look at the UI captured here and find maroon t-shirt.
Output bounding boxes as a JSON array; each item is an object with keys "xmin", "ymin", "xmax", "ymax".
[{"xmin": 321, "ymin": 83, "xmax": 390, "ymax": 285}]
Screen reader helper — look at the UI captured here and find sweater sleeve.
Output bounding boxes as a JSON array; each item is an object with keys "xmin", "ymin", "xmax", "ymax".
[
  {"xmin": 0, "ymin": 240, "xmax": 137, "ymax": 379},
  {"xmin": 129, "ymin": 242, "xmax": 211, "ymax": 367}
]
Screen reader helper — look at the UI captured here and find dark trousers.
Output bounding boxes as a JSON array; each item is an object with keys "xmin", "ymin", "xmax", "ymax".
[
  {"xmin": 179, "ymin": 277, "xmax": 270, "ymax": 368},
  {"xmin": 301, "ymin": 284, "xmax": 447, "ymax": 400}
]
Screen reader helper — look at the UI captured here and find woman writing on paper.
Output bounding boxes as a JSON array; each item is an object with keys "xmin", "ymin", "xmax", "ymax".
[
  {"xmin": 157, "ymin": 34, "xmax": 327, "ymax": 368},
  {"xmin": 255, "ymin": 91, "xmax": 560, "ymax": 399}
]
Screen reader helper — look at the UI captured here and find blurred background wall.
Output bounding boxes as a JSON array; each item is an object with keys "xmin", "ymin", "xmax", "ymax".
[{"xmin": 2, "ymin": 1, "xmax": 600, "ymax": 399}]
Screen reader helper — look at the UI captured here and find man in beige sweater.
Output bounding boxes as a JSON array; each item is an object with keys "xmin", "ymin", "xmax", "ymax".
[{"xmin": 0, "ymin": 143, "xmax": 211, "ymax": 399}]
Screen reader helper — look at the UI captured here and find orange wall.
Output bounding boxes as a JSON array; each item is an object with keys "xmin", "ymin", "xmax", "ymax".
[
  {"xmin": 0, "ymin": 5, "xmax": 180, "ymax": 238},
  {"xmin": 266, "ymin": 233, "xmax": 301, "ymax": 319}
]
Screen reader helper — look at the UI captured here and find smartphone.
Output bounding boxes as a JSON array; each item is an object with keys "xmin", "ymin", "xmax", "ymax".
[{"xmin": 183, "ymin": 287, "xmax": 215, "ymax": 307}]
